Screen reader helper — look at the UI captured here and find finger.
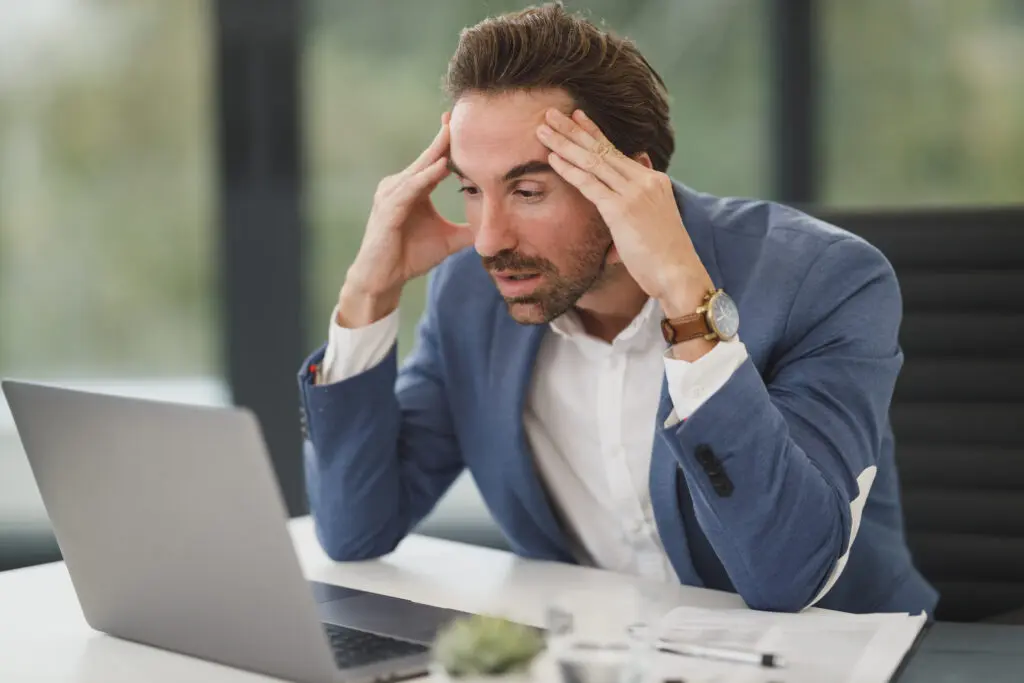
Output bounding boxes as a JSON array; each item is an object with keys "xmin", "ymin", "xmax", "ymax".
[
  {"xmin": 398, "ymin": 156, "xmax": 450, "ymax": 201},
  {"xmin": 547, "ymin": 152, "xmax": 614, "ymax": 208},
  {"xmin": 536, "ymin": 122, "xmax": 627, "ymax": 193},
  {"xmin": 408, "ymin": 122, "xmax": 450, "ymax": 174},
  {"xmin": 569, "ymin": 109, "xmax": 639, "ymax": 177}
]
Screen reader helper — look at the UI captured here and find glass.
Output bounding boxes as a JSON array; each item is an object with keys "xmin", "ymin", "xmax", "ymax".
[
  {"xmin": 0, "ymin": 0, "xmax": 221, "ymax": 569},
  {"xmin": 823, "ymin": 0, "xmax": 1024, "ymax": 207},
  {"xmin": 543, "ymin": 585, "xmax": 667, "ymax": 683}
]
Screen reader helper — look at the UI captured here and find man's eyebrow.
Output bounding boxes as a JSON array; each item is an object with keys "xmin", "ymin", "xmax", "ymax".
[
  {"xmin": 447, "ymin": 159, "xmax": 555, "ymax": 183},
  {"xmin": 503, "ymin": 160, "xmax": 554, "ymax": 182},
  {"xmin": 447, "ymin": 159, "xmax": 466, "ymax": 178}
]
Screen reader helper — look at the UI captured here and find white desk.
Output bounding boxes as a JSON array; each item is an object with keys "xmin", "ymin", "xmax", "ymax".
[{"xmin": 0, "ymin": 516, "xmax": 746, "ymax": 683}]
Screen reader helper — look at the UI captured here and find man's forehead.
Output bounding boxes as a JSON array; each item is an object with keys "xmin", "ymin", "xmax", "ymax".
[{"xmin": 449, "ymin": 90, "xmax": 573, "ymax": 178}]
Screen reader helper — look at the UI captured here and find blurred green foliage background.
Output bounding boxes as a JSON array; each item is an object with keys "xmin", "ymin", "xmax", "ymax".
[{"xmin": 1, "ymin": 0, "xmax": 1022, "ymax": 379}]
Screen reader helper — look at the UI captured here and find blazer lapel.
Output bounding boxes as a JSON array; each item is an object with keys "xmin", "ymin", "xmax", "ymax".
[{"xmin": 487, "ymin": 308, "xmax": 574, "ymax": 562}]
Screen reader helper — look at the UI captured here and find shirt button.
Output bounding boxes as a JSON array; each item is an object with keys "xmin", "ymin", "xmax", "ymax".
[{"xmin": 690, "ymin": 385, "xmax": 704, "ymax": 398}]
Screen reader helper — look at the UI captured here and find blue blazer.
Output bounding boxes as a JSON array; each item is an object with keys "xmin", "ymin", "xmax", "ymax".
[{"xmin": 298, "ymin": 182, "xmax": 938, "ymax": 616}]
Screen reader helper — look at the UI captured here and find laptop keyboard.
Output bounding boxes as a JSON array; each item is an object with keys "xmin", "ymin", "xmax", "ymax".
[{"xmin": 323, "ymin": 623, "xmax": 429, "ymax": 670}]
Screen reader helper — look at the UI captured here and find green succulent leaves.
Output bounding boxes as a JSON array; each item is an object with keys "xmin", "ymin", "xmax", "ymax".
[{"xmin": 432, "ymin": 615, "xmax": 546, "ymax": 678}]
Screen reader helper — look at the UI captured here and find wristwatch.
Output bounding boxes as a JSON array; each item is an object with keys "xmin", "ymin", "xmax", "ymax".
[{"xmin": 660, "ymin": 288, "xmax": 740, "ymax": 344}]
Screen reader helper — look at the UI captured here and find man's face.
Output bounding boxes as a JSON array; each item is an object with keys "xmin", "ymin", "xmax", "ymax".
[{"xmin": 448, "ymin": 89, "xmax": 616, "ymax": 324}]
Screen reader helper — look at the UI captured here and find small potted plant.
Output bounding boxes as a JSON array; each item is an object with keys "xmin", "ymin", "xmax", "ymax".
[{"xmin": 431, "ymin": 614, "xmax": 546, "ymax": 683}]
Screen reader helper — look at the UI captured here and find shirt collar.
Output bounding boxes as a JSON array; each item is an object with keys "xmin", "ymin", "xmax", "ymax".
[{"xmin": 549, "ymin": 297, "xmax": 665, "ymax": 352}]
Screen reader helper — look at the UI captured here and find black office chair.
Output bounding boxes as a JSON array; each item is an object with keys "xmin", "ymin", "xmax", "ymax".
[{"xmin": 815, "ymin": 206, "xmax": 1024, "ymax": 622}]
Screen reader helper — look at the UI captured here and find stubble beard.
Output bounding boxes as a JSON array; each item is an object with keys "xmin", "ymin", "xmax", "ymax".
[{"xmin": 484, "ymin": 218, "xmax": 615, "ymax": 324}]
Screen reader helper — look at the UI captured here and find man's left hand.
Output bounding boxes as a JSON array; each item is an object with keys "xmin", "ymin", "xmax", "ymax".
[{"xmin": 536, "ymin": 108, "xmax": 713, "ymax": 319}]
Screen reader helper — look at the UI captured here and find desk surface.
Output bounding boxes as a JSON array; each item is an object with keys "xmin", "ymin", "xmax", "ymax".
[{"xmin": 1, "ymin": 517, "xmax": 1021, "ymax": 682}]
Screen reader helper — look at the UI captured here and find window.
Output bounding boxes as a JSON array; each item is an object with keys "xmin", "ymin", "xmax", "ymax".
[
  {"xmin": 0, "ymin": 0, "xmax": 220, "ymax": 569},
  {"xmin": 823, "ymin": 0, "xmax": 1024, "ymax": 206}
]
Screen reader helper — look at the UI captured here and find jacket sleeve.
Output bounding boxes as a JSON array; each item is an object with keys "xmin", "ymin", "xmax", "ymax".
[
  {"xmin": 298, "ymin": 269, "xmax": 464, "ymax": 561},
  {"xmin": 662, "ymin": 236, "xmax": 903, "ymax": 612}
]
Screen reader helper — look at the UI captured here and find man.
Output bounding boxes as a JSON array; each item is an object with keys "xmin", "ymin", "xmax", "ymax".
[{"xmin": 298, "ymin": 3, "xmax": 937, "ymax": 616}]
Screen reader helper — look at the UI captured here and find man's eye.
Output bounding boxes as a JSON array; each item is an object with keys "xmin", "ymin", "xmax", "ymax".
[
  {"xmin": 516, "ymin": 190, "xmax": 543, "ymax": 200},
  {"xmin": 457, "ymin": 186, "xmax": 479, "ymax": 196}
]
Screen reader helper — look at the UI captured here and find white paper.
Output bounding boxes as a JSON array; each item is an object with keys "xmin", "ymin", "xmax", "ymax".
[{"xmin": 649, "ymin": 606, "xmax": 926, "ymax": 683}]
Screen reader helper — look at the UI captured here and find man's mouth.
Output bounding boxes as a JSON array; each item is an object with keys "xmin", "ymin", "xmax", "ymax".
[
  {"xmin": 493, "ymin": 271, "xmax": 543, "ymax": 297},
  {"xmin": 493, "ymin": 270, "xmax": 540, "ymax": 280}
]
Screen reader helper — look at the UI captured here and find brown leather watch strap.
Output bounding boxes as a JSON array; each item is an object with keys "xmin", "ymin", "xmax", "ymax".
[{"xmin": 660, "ymin": 312, "xmax": 712, "ymax": 345}]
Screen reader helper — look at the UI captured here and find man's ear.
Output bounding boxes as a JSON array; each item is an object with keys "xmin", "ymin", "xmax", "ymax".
[{"xmin": 632, "ymin": 151, "xmax": 654, "ymax": 170}]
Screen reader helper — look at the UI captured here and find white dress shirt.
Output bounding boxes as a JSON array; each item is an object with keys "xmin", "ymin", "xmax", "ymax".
[{"xmin": 319, "ymin": 297, "xmax": 748, "ymax": 582}]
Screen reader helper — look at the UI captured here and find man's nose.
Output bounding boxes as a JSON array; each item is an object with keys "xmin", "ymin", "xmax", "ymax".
[{"xmin": 474, "ymin": 202, "xmax": 517, "ymax": 258}]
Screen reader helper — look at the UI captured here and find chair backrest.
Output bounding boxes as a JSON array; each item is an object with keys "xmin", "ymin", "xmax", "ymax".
[{"xmin": 813, "ymin": 205, "xmax": 1024, "ymax": 622}]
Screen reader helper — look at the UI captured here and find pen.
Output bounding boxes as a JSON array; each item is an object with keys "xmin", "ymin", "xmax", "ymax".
[
  {"xmin": 571, "ymin": 639, "xmax": 786, "ymax": 669},
  {"xmin": 656, "ymin": 641, "xmax": 786, "ymax": 668}
]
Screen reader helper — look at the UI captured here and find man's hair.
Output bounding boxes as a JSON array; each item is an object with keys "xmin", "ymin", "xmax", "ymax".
[{"xmin": 443, "ymin": 2, "xmax": 674, "ymax": 173}]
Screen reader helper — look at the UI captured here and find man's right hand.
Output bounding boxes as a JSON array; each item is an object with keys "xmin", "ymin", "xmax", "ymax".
[{"xmin": 337, "ymin": 113, "xmax": 472, "ymax": 328}]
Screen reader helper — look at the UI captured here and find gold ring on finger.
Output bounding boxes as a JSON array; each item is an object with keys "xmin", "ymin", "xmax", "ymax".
[{"xmin": 593, "ymin": 140, "xmax": 615, "ymax": 160}]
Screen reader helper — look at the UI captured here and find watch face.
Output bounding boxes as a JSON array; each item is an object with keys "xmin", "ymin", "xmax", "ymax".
[{"xmin": 709, "ymin": 291, "xmax": 740, "ymax": 340}]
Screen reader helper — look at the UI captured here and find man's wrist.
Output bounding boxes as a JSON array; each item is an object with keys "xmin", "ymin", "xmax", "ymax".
[
  {"xmin": 656, "ymin": 266, "xmax": 714, "ymax": 319},
  {"xmin": 336, "ymin": 280, "xmax": 403, "ymax": 328},
  {"xmin": 657, "ymin": 264, "xmax": 717, "ymax": 361}
]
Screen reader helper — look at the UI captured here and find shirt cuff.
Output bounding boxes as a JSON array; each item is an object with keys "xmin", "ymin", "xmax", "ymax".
[
  {"xmin": 319, "ymin": 306, "xmax": 400, "ymax": 385},
  {"xmin": 663, "ymin": 338, "xmax": 749, "ymax": 426}
]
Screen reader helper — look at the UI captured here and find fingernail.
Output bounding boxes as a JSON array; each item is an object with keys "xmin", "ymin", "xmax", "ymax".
[{"xmin": 537, "ymin": 124, "xmax": 552, "ymax": 137}]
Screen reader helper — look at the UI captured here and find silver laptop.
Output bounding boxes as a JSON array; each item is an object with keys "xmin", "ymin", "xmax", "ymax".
[{"xmin": 1, "ymin": 379, "xmax": 471, "ymax": 683}]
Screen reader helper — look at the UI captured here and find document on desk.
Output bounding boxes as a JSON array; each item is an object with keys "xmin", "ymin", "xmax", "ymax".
[{"xmin": 651, "ymin": 606, "xmax": 926, "ymax": 683}]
